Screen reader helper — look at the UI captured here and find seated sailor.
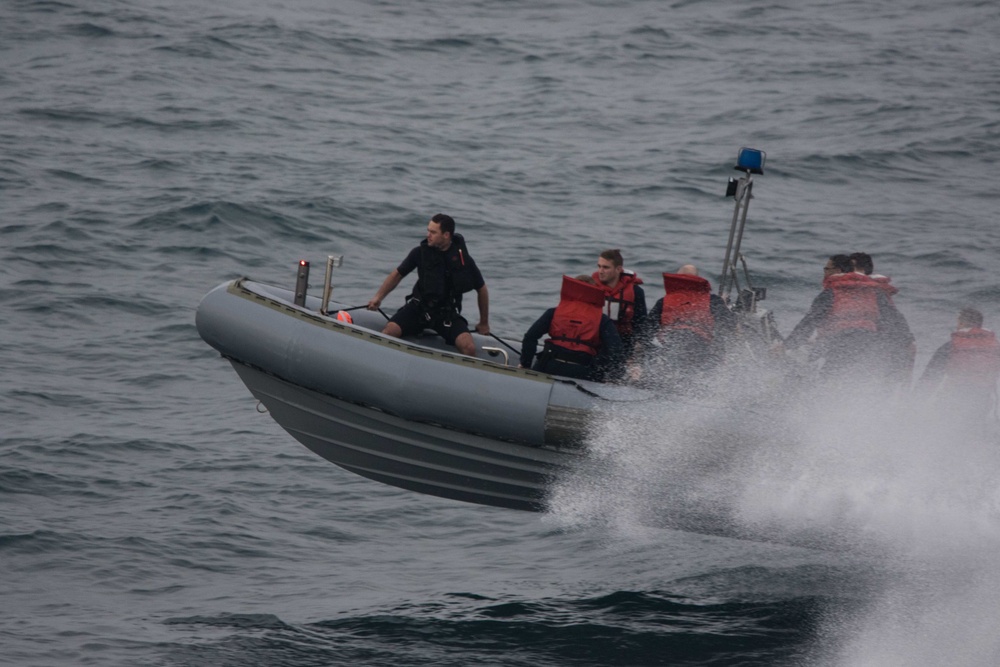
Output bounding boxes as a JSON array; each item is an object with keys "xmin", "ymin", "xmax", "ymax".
[
  {"xmin": 850, "ymin": 251, "xmax": 916, "ymax": 388},
  {"xmin": 591, "ymin": 248, "xmax": 647, "ymax": 360},
  {"xmin": 784, "ymin": 254, "xmax": 912, "ymax": 380},
  {"xmin": 919, "ymin": 306, "xmax": 1000, "ymax": 421},
  {"xmin": 519, "ymin": 275, "xmax": 624, "ymax": 382},
  {"xmin": 643, "ymin": 265, "xmax": 733, "ymax": 379}
]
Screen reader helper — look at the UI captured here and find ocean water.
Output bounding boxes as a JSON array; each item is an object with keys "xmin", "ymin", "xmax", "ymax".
[{"xmin": 4, "ymin": 0, "xmax": 1000, "ymax": 665}]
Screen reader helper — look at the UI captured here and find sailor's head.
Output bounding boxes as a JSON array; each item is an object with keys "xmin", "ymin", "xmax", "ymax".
[
  {"xmin": 677, "ymin": 264, "xmax": 699, "ymax": 276},
  {"xmin": 823, "ymin": 254, "xmax": 852, "ymax": 277},
  {"xmin": 958, "ymin": 307, "xmax": 984, "ymax": 330},
  {"xmin": 849, "ymin": 252, "xmax": 874, "ymax": 275},
  {"xmin": 427, "ymin": 213, "xmax": 455, "ymax": 250},
  {"xmin": 596, "ymin": 249, "xmax": 624, "ymax": 287}
]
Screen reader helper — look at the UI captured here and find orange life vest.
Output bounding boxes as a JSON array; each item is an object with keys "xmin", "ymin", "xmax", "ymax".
[
  {"xmin": 548, "ymin": 276, "xmax": 605, "ymax": 356},
  {"xmin": 591, "ymin": 270, "xmax": 643, "ymax": 337},
  {"xmin": 822, "ymin": 272, "xmax": 880, "ymax": 335},
  {"xmin": 659, "ymin": 273, "xmax": 714, "ymax": 341},
  {"xmin": 946, "ymin": 328, "xmax": 1000, "ymax": 386}
]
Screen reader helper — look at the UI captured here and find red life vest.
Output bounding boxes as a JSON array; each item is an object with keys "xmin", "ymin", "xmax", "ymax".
[
  {"xmin": 822, "ymin": 272, "xmax": 880, "ymax": 335},
  {"xmin": 591, "ymin": 270, "xmax": 643, "ymax": 337},
  {"xmin": 946, "ymin": 328, "xmax": 1000, "ymax": 386},
  {"xmin": 548, "ymin": 276, "xmax": 605, "ymax": 356},
  {"xmin": 868, "ymin": 273, "xmax": 899, "ymax": 306},
  {"xmin": 659, "ymin": 273, "xmax": 714, "ymax": 341}
]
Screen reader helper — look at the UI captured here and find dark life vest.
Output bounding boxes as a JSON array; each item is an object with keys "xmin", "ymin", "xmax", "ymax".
[
  {"xmin": 946, "ymin": 328, "xmax": 1000, "ymax": 386},
  {"xmin": 822, "ymin": 272, "xmax": 880, "ymax": 335},
  {"xmin": 660, "ymin": 273, "xmax": 714, "ymax": 341},
  {"xmin": 548, "ymin": 276, "xmax": 605, "ymax": 356},
  {"xmin": 414, "ymin": 233, "xmax": 477, "ymax": 311},
  {"xmin": 592, "ymin": 270, "xmax": 642, "ymax": 337}
]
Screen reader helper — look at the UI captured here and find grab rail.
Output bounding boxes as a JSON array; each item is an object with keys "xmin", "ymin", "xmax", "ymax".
[{"xmin": 482, "ymin": 346, "xmax": 510, "ymax": 366}]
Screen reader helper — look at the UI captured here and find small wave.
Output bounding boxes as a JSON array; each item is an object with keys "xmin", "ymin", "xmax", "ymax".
[
  {"xmin": 151, "ymin": 33, "xmax": 261, "ymax": 60},
  {"xmin": 18, "ymin": 107, "xmax": 105, "ymax": 124},
  {"xmin": 133, "ymin": 158, "xmax": 183, "ymax": 171},
  {"xmin": 44, "ymin": 168, "xmax": 107, "ymax": 185},
  {"xmin": 65, "ymin": 22, "xmax": 115, "ymax": 38},
  {"xmin": 0, "ymin": 467, "xmax": 87, "ymax": 497},
  {"xmin": 132, "ymin": 201, "xmax": 330, "ymax": 248},
  {"xmin": 17, "ymin": 0, "xmax": 75, "ymax": 13},
  {"xmin": 157, "ymin": 592, "xmax": 819, "ymax": 666},
  {"xmin": 165, "ymin": 612, "xmax": 290, "ymax": 630},
  {"xmin": 0, "ymin": 529, "xmax": 74, "ymax": 551},
  {"xmin": 109, "ymin": 115, "xmax": 243, "ymax": 132},
  {"xmin": 8, "ymin": 388, "xmax": 102, "ymax": 410}
]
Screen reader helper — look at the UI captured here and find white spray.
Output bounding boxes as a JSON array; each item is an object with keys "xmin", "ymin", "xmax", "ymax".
[{"xmin": 546, "ymin": 367, "xmax": 1000, "ymax": 665}]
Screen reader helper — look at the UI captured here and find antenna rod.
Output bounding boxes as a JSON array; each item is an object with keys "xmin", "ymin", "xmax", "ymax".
[
  {"xmin": 728, "ymin": 177, "xmax": 754, "ymax": 288},
  {"xmin": 719, "ymin": 181, "xmax": 741, "ymax": 299}
]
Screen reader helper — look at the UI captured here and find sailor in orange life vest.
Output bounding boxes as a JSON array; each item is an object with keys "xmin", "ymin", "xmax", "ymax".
[
  {"xmin": 591, "ymin": 249, "xmax": 647, "ymax": 359},
  {"xmin": 367, "ymin": 213, "xmax": 490, "ymax": 357},
  {"xmin": 850, "ymin": 251, "xmax": 916, "ymax": 385},
  {"xmin": 918, "ymin": 307, "xmax": 1000, "ymax": 419},
  {"xmin": 643, "ymin": 264, "xmax": 735, "ymax": 375},
  {"xmin": 783, "ymin": 254, "xmax": 914, "ymax": 378},
  {"xmin": 518, "ymin": 275, "xmax": 625, "ymax": 382}
]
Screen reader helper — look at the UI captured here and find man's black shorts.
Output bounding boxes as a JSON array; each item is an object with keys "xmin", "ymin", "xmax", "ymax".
[{"xmin": 389, "ymin": 300, "xmax": 470, "ymax": 346}]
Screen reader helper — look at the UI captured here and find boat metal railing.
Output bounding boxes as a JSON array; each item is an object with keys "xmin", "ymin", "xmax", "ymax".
[
  {"xmin": 482, "ymin": 346, "xmax": 510, "ymax": 366},
  {"xmin": 320, "ymin": 254, "xmax": 343, "ymax": 316}
]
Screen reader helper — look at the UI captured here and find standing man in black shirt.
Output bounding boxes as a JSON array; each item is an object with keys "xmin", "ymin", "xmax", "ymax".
[{"xmin": 367, "ymin": 213, "xmax": 490, "ymax": 356}]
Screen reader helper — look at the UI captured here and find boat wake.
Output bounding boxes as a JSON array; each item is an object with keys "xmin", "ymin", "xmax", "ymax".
[{"xmin": 546, "ymin": 370, "xmax": 1000, "ymax": 665}]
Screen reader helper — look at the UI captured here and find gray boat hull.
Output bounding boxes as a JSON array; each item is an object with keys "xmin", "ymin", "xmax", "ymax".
[{"xmin": 229, "ymin": 363, "xmax": 572, "ymax": 511}]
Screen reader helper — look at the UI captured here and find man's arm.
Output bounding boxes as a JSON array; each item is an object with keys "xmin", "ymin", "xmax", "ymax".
[
  {"xmin": 918, "ymin": 342, "xmax": 951, "ymax": 388},
  {"xmin": 877, "ymin": 291, "xmax": 915, "ymax": 345},
  {"xmin": 369, "ymin": 247, "xmax": 419, "ymax": 310},
  {"xmin": 474, "ymin": 285, "xmax": 490, "ymax": 334},
  {"xmin": 640, "ymin": 298, "xmax": 662, "ymax": 345},
  {"xmin": 632, "ymin": 284, "xmax": 648, "ymax": 327},
  {"xmin": 595, "ymin": 316, "xmax": 625, "ymax": 381},
  {"xmin": 368, "ymin": 269, "xmax": 403, "ymax": 310},
  {"xmin": 519, "ymin": 309, "xmax": 553, "ymax": 368},
  {"xmin": 784, "ymin": 290, "xmax": 832, "ymax": 349}
]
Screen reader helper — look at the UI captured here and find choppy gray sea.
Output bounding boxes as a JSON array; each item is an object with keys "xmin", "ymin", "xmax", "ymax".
[{"xmin": 4, "ymin": 0, "xmax": 1000, "ymax": 665}]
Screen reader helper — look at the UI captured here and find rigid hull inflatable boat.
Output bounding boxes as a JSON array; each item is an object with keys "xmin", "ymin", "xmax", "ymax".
[
  {"xmin": 195, "ymin": 278, "xmax": 655, "ymax": 512},
  {"xmin": 196, "ymin": 149, "xmax": 797, "ymax": 543}
]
